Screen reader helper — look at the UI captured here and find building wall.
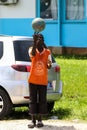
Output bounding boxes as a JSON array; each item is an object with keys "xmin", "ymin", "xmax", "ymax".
[
  {"xmin": 0, "ymin": 0, "xmax": 87, "ymax": 49},
  {"xmin": 49, "ymin": 47, "xmax": 87, "ymax": 55},
  {"xmin": 0, "ymin": 0, "xmax": 35, "ymax": 38},
  {"xmin": 0, "ymin": 0, "xmax": 35, "ymax": 18}
]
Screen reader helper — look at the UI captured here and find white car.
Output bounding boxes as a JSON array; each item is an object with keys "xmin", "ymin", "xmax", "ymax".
[{"xmin": 0, "ymin": 35, "xmax": 62, "ymax": 119}]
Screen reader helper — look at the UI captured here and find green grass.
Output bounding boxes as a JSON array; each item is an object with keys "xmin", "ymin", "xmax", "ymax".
[{"xmin": 52, "ymin": 55, "xmax": 87, "ymax": 121}]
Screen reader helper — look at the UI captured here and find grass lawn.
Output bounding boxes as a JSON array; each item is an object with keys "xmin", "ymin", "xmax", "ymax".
[{"xmin": 53, "ymin": 55, "xmax": 87, "ymax": 121}]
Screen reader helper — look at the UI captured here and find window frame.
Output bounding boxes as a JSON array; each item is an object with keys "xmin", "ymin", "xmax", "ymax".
[
  {"xmin": 63, "ymin": 0, "xmax": 86, "ymax": 23},
  {"xmin": 36, "ymin": 0, "xmax": 59, "ymax": 23}
]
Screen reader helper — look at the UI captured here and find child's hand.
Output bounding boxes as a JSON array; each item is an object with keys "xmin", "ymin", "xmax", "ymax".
[{"xmin": 47, "ymin": 60, "xmax": 52, "ymax": 69}]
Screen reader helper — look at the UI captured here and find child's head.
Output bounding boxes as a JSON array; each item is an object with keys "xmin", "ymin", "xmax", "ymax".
[
  {"xmin": 36, "ymin": 34, "xmax": 44, "ymax": 52},
  {"xmin": 32, "ymin": 33, "xmax": 47, "ymax": 55}
]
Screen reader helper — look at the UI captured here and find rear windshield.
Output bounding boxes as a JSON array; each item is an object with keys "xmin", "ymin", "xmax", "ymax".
[
  {"xmin": 13, "ymin": 40, "xmax": 33, "ymax": 62},
  {"xmin": 0, "ymin": 42, "xmax": 3, "ymax": 59},
  {"xmin": 13, "ymin": 40, "xmax": 55, "ymax": 63}
]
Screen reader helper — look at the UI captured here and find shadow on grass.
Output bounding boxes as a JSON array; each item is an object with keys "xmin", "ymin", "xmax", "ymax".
[
  {"xmin": 52, "ymin": 107, "xmax": 72, "ymax": 120},
  {"xmin": 3, "ymin": 107, "xmax": 72, "ymax": 121},
  {"xmin": 4, "ymin": 107, "xmax": 30, "ymax": 120}
]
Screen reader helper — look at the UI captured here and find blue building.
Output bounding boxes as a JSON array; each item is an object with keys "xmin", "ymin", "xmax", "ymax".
[{"xmin": 0, "ymin": 0, "xmax": 87, "ymax": 54}]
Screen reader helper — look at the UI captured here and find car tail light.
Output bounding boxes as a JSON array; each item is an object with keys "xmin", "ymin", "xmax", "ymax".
[
  {"xmin": 11, "ymin": 65, "xmax": 31, "ymax": 72},
  {"xmin": 24, "ymin": 96, "xmax": 30, "ymax": 99},
  {"xmin": 55, "ymin": 66, "xmax": 60, "ymax": 72}
]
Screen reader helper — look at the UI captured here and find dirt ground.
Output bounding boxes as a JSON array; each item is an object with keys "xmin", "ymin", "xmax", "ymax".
[{"xmin": 0, "ymin": 119, "xmax": 87, "ymax": 130}]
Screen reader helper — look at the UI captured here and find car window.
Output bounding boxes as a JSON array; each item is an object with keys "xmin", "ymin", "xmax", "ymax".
[
  {"xmin": 13, "ymin": 40, "xmax": 55, "ymax": 63},
  {"xmin": 13, "ymin": 40, "xmax": 33, "ymax": 62},
  {"xmin": 0, "ymin": 41, "xmax": 3, "ymax": 59}
]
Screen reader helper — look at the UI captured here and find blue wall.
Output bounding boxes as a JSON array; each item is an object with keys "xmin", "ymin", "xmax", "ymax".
[
  {"xmin": 0, "ymin": 19, "xmax": 34, "ymax": 36},
  {"xmin": 0, "ymin": 18, "xmax": 60, "ymax": 47},
  {"xmin": 0, "ymin": 18, "xmax": 87, "ymax": 48},
  {"xmin": 61, "ymin": 23, "xmax": 87, "ymax": 48},
  {"xmin": 0, "ymin": 0, "xmax": 87, "ymax": 48}
]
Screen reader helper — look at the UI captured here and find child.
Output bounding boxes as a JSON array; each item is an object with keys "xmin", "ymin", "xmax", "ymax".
[{"xmin": 28, "ymin": 34, "xmax": 52, "ymax": 128}]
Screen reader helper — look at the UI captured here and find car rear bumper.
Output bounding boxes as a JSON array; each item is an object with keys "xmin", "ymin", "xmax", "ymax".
[
  {"xmin": 47, "ymin": 92, "xmax": 62, "ymax": 101},
  {"xmin": 47, "ymin": 80, "xmax": 63, "ymax": 101}
]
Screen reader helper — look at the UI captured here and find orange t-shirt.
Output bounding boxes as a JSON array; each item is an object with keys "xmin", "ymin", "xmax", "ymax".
[{"xmin": 28, "ymin": 48, "xmax": 51, "ymax": 85}]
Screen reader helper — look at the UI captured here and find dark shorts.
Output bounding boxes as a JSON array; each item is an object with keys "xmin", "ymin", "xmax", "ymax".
[{"xmin": 29, "ymin": 83, "xmax": 47, "ymax": 115}]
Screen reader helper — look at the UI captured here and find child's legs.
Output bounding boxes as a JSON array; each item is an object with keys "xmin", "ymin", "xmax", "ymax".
[
  {"xmin": 29, "ymin": 83, "xmax": 38, "ymax": 115},
  {"xmin": 38, "ymin": 85, "xmax": 47, "ymax": 115}
]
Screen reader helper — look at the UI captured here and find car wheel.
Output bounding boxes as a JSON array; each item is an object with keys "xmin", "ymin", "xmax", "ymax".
[
  {"xmin": 47, "ymin": 101, "xmax": 54, "ymax": 113},
  {"xmin": 0, "ymin": 88, "xmax": 12, "ymax": 119}
]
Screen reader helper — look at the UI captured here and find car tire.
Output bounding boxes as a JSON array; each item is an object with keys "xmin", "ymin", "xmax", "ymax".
[
  {"xmin": 0, "ymin": 88, "xmax": 12, "ymax": 119},
  {"xmin": 47, "ymin": 101, "xmax": 54, "ymax": 113}
]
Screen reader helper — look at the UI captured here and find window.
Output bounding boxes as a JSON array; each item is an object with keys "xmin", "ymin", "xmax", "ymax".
[
  {"xmin": 13, "ymin": 40, "xmax": 33, "ymax": 62},
  {"xmin": 40, "ymin": 0, "xmax": 58, "ymax": 20},
  {"xmin": 66, "ymin": 0, "xmax": 84, "ymax": 20},
  {"xmin": 0, "ymin": 42, "xmax": 3, "ymax": 59}
]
